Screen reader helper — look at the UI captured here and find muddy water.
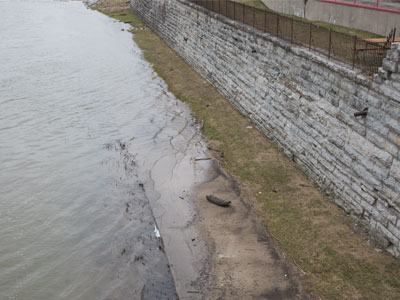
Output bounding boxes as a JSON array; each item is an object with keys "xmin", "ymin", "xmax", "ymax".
[{"xmin": 0, "ymin": 1, "xmax": 208, "ymax": 299}]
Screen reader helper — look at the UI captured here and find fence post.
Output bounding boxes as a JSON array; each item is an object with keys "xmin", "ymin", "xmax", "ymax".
[
  {"xmin": 290, "ymin": 17, "xmax": 294, "ymax": 44},
  {"xmin": 264, "ymin": 10, "xmax": 267, "ymax": 32},
  {"xmin": 328, "ymin": 28, "xmax": 332, "ymax": 59},
  {"xmin": 308, "ymin": 22, "xmax": 312, "ymax": 50},
  {"xmin": 352, "ymin": 35, "xmax": 357, "ymax": 69},
  {"xmin": 212, "ymin": 0, "xmax": 214, "ymax": 11},
  {"xmin": 276, "ymin": 14, "xmax": 279, "ymax": 37},
  {"xmin": 233, "ymin": 1, "xmax": 236, "ymax": 20},
  {"xmin": 218, "ymin": 0, "xmax": 220, "ymax": 13},
  {"xmin": 243, "ymin": 4, "xmax": 245, "ymax": 23},
  {"xmin": 253, "ymin": 6, "xmax": 255, "ymax": 27}
]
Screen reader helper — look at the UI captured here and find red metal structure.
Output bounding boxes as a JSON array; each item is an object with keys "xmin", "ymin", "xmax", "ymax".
[{"xmin": 317, "ymin": 0, "xmax": 400, "ymax": 13}]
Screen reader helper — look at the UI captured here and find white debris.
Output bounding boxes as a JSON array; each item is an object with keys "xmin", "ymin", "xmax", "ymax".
[{"xmin": 154, "ymin": 225, "xmax": 161, "ymax": 238}]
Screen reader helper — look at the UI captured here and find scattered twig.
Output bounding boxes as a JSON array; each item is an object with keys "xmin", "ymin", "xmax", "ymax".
[
  {"xmin": 200, "ymin": 119, "xmax": 205, "ymax": 130},
  {"xmin": 293, "ymin": 260, "xmax": 308, "ymax": 276},
  {"xmin": 140, "ymin": 284, "xmax": 146, "ymax": 300},
  {"xmin": 195, "ymin": 157, "xmax": 212, "ymax": 161}
]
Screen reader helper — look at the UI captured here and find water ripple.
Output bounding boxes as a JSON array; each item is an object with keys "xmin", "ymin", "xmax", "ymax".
[{"xmin": 0, "ymin": 0, "xmax": 198, "ymax": 299}]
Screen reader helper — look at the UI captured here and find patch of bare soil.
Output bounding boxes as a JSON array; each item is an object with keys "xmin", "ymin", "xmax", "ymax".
[{"xmin": 192, "ymin": 161, "xmax": 306, "ymax": 299}]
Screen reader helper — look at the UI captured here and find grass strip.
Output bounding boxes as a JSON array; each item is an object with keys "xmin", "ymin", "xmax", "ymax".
[{"xmin": 92, "ymin": 1, "xmax": 400, "ymax": 299}]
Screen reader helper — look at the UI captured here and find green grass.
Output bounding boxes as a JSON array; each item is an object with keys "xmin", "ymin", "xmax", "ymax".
[
  {"xmin": 94, "ymin": 2, "xmax": 400, "ymax": 299},
  {"xmin": 92, "ymin": 6, "xmax": 143, "ymax": 24},
  {"xmin": 312, "ymin": 21, "xmax": 382, "ymax": 38}
]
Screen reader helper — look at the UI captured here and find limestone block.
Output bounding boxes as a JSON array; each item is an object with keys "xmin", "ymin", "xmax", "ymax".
[
  {"xmin": 387, "ymin": 49, "xmax": 400, "ymax": 63},
  {"xmin": 382, "ymin": 58, "xmax": 398, "ymax": 73}
]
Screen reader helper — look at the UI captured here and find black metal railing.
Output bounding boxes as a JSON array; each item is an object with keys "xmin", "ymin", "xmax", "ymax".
[{"xmin": 189, "ymin": 0, "xmax": 392, "ymax": 74}]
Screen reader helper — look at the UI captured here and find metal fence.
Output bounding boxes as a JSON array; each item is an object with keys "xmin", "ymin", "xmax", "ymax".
[{"xmin": 189, "ymin": 0, "xmax": 392, "ymax": 74}]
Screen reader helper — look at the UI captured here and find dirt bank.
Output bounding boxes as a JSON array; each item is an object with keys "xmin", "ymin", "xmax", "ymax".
[{"xmin": 192, "ymin": 161, "xmax": 303, "ymax": 299}]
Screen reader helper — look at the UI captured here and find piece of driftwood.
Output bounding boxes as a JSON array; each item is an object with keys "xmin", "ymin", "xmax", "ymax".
[{"xmin": 206, "ymin": 195, "xmax": 231, "ymax": 207}]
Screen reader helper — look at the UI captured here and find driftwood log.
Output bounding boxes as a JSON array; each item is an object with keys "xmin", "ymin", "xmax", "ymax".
[{"xmin": 206, "ymin": 195, "xmax": 231, "ymax": 207}]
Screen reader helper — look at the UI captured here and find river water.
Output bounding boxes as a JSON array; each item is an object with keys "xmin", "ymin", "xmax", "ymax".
[{"xmin": 0, "ymin": 1, "xmax": 208, "ymax": 299}]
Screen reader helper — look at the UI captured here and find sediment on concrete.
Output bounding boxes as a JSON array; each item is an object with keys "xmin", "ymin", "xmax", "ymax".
[{"xmin": 131, "ymin": 0, "xmax": 400, "ymax": 257}]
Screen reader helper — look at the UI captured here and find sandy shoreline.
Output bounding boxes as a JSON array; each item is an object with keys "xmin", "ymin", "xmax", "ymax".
[
  {"xmin": 191, "ymin": 159, "xmax": 304, "ymax": 299},
  {"xmin": 138, "ymin": 135, "xmax": 305, "ymax": 299}
]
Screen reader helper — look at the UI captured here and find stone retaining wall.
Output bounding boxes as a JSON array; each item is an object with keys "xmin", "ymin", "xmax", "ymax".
[{"xmin": 131, "ymin": 0, "xmax": 400, "ymax": 257}]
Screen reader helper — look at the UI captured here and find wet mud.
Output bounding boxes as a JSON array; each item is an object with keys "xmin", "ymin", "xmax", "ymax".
[{"xmin": 100, "ymin": 139, "xmax": 178, "ymax": 299}]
